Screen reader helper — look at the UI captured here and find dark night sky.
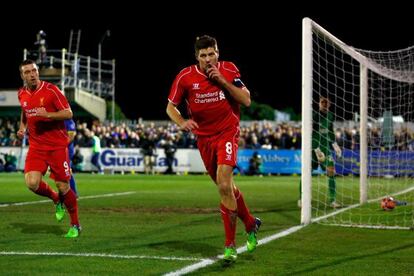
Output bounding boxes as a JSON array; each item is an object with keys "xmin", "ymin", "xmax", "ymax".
[{"xmin": 2, "ymin": 5, "xmax": 413, "ymax": 120}]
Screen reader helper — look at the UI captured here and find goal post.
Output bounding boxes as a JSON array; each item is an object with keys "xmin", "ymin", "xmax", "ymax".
[
  {"xmin": 301, "ymin": 17, "xmax": 414, "ymax": 229},
  {"xmin": 301, "ymin": 17, "xmax": 313, "ymax": 225}
]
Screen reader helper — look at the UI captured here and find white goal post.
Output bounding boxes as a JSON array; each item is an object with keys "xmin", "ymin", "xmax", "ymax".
[{"xmin": 301, "ymin": 18, "xmax": 414, "ymax": 229}]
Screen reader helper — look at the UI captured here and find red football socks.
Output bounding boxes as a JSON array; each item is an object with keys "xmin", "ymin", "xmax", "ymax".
[
  {"xmin": 234, "ymin": 188, "xmax": 255, "ymax": 232},
  {"xmin": 61, "ymin": 189, "xmax": 79, "ymax": 226},
  {"xmin": 220, "ymin": 203, "xmax": 237, "ymax": 247},
  {"xmin": 34, "ymin": 181, "xmax": 59, "ymax": 204}
]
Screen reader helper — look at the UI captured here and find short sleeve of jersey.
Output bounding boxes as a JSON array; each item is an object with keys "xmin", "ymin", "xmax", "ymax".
[
  {"xmin": 222, "ymin": 61, "xmax": 245, "ymax": 88},
  {"xmin": 48, "ymin": 84, "xmax": 70, "ymax": 111},
  {"xmin": 168, "ymin": 67, "xmax": 191, "ymax": 105}
]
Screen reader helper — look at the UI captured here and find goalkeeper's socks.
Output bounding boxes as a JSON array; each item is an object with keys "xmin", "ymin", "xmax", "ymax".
[
  {"xmin": 61, "ymin": 189, "xmax": 79, "ymax": 226},
  {"xmin": 233, "ymin": 188, "xmax": 255, "ymax": 232},
  {"xmin": 34, "ymin": 181, "xmax": 59, "ymax": 204},
  {"xmin": 220, "ymin": 203, "xmax": 237, "ymax": 247},
  {"xmin": 328, "ymin": 176, "xmax": 336, "ymax": 203}
]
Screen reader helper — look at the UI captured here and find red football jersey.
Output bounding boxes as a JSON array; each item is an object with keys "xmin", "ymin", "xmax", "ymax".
[
  {"xmin": 18, "ymin": 81, "xmax": 70, "ymax": 150},
  {"xmin": 168, "ymin": 61, "xmax": 246, "ymax": 136}
]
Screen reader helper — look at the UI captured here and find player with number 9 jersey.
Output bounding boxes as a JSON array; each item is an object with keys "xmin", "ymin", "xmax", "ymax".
[{"xmin": 18, "ymin": 59, "xmax": 80, "ymax": 238}]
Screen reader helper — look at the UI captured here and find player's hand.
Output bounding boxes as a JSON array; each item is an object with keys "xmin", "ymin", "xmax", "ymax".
[
  {"xmin": 314, "ymin": 147, "xmax": 326, "ymax": 163},
  {"xmin": 205, "ymin": 64, "xmax": 225, "ymax": 85},
  {"xmin": 17, "ymin": 128, "xmax": 26, "ymax": 139},
  {"xmin": 35, "ymin": 107, "xmax": 49, "ymax": 118},
  {"xmin": 332, "ymin": 142, "xmax": 342, "ymax": 158},
  {"xmin": 180, "ymin": 119, "xmax": 199, "ymax": 132}
]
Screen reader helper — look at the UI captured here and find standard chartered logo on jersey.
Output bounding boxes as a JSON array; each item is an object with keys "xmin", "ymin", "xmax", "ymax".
[{"xmin": 194, "ymin": 91, "xmax": 226, "ymax": 103}]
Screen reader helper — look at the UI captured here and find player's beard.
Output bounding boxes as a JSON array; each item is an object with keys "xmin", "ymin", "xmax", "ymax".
[{"xmin": 27, "ymin": 79, "xmax": 38, "ymax": 91}]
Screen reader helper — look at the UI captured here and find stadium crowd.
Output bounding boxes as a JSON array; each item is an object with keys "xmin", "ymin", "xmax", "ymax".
[{"xmin": 0, "ymin": 117, "xmax": 413, "ymax": 151}]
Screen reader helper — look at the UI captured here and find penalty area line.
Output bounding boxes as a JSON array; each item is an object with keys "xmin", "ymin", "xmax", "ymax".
[
  {"xmin": 0, "ymin": 191, "xmax": 137, "ymax": 208},
  {"xmin": 0, "ymin": 251, "xmax": 204, "ymax": 262}
]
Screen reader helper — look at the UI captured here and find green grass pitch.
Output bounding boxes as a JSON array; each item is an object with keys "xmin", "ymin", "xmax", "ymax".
[{"xmin": 0, "ymin": 173, "xmax": 413, "ymax": 275}]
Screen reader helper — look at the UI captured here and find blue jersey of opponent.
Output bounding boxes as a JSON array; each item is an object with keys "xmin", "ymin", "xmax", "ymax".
[{"xmin": 64, "ymin": 119, "xmax": 76, "ymax": 160}]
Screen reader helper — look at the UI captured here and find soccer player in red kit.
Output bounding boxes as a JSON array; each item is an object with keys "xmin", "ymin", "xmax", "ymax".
[
  {"xmin": 166, "ymin": 35, "xmax": 261, "ymax": 263},
  {"xmin": 17, "ymin": 59, "xmax": 81, "ymax": 238}
]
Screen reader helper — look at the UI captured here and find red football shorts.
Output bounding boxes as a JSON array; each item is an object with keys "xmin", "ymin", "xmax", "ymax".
[
  {"xmin": 25, "ymin": 147, "xmax": 71, "ymax": 182},
  {"xmin": 197, "ymin": 127, "xmax": 239, "ymax": 182}
]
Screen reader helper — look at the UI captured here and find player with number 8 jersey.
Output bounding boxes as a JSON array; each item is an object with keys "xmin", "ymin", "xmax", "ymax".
[{"xmin": 167, "ymin": 35, "xmax": 261, "ymax": 262}]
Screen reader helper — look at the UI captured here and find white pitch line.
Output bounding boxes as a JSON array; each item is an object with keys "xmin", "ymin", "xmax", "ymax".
[
  {"xmin": 77, "ymin": 191, "xmax": 136, "ymax": 200},
  {"xmin": 0, "ymin": 251, "xmax": 204, "ymax": 262},
  {"xmin": 164, "ymin": 224, "xmax": 305, "ymax": 276},
  {"xmin": 165, "ymin": 185, "xmax": 414, "ymax": 275},
  {"xmin": 0, "ymin": 191, "xmax": 136, "ymax": 208}
]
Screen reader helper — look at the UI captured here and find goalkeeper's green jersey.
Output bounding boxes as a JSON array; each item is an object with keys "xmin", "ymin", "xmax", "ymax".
[{"xmin": 312, "ymin": 110, "xmax": 335, "ymax": 155}]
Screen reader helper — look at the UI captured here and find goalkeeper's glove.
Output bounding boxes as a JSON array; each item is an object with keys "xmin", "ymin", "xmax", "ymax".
[
  {"xmin": 332, "ymin": 142, "xmax": 342, "ymax": 158},
  {"xmin": 314, "ymin": 147, "xmax": 326, "ymax": 163}
]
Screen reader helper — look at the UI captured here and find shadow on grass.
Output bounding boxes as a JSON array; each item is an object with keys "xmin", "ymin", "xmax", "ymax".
[{"xmin": 10, "ymin": 223, "xmax": 64, "ymax": 236}]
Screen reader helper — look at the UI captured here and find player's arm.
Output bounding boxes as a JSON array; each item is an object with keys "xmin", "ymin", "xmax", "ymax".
[
  {"xmin": 35, "ymin": 108, "xmax": 73, "ymax": 120},
  {"xmin": 206, "ymin": 65, "xmax": 251, "ymax": 107},
  {"xmin": 222, "ymin": 80, "xmax": 251, "ymax": 107},
  {"xmin": 17, "ymin": 111, "xmax": 27, "ymax": 139},
  {"xmin": 166, "ymin": 101, "xmax": 198, "ymax": 132},
  {"xmin": 329, "ymin": 113, "xmax": 342, "ymax": 157}
]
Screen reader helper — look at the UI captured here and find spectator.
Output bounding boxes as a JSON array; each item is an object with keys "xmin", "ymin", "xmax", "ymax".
[
  {"xmin": 4, "ymin": 150, "xmax": 17, "ymax": 172},
  {"xmin": 247, "ymin": 152, "xmax": 263, "ymax": 176},
  {"xmin": 72, "ymin": 145, "xmax": 84, "ymax": 172},
  {"xmin": 162, "ymin": 135, "xmax": 177, "ymax": 175},
  {"xmin": 0, "ymin": 154, "xmax": 5, "ymax": 172},
  {"xmin": 140, "ymin": 134, "xmax": 156, "ymax": 175},
  {"xmin": 90, "ymin": 131, "xmax": 102, "ymax": 173}
]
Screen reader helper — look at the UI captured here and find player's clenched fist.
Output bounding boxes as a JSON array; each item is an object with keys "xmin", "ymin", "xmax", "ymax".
[
  {"xmin": 17, "ymin": 128, "xmax": 26, "ymax": 139},
  {"xmin": 180, "ymin": 119, "xmax": 199, "ymax": 132}
]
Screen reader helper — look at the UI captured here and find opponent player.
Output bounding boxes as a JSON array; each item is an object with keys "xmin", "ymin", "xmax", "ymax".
[{"xmin": 65, "ymin": 119, "xmax": 79, "ymax": 197}]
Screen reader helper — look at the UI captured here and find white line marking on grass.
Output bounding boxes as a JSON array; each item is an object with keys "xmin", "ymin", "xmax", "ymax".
[
  {"xmin": 78, "ymin": 191, "xmax": 136, "ymax": 200},
  {"xmin": 164, "ymin": 225, "xmax": 305, "ymax": 276},
  {"xmin": 0, "ymin": 192, "xmax": 136, "ymax": 208},
  {"xmin": 164, "ymin": 186, "xmax": 414, "ymax": 275},
  {"xmin": 0, "ymin": 251, "xmax": 204, "ymax": 261}
]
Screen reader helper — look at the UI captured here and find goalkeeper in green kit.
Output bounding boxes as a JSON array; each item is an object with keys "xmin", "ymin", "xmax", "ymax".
[{"xmin": 299, "ymin": 96, "xmax": 342, "ymax": 208}]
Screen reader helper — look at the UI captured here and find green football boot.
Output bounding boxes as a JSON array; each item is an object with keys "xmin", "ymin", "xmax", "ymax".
[
  {"xmin": 246, "ymin": 217, "xmax": 262, "ymax": 253},
  {"xmin": 55, "ymin": 202, "xmax": 65, "ymax": 222},
  {"xmin": 64, "ymin": 225, "xmax": 81, "ymax": 238},
  {"xmin": 223, "ymin": 246, "xmax": 237, "ymax": 263}
]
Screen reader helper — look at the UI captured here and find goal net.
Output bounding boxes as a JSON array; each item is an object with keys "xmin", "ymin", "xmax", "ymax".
[{"xmin": 301, "ymin": 18, "xmax": 414, "ymax": 229}]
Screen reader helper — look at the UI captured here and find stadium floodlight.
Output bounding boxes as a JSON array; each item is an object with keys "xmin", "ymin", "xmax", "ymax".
[{"xmin": 302, "ymin": 18, "xmax": 414, "ymax": 229}]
